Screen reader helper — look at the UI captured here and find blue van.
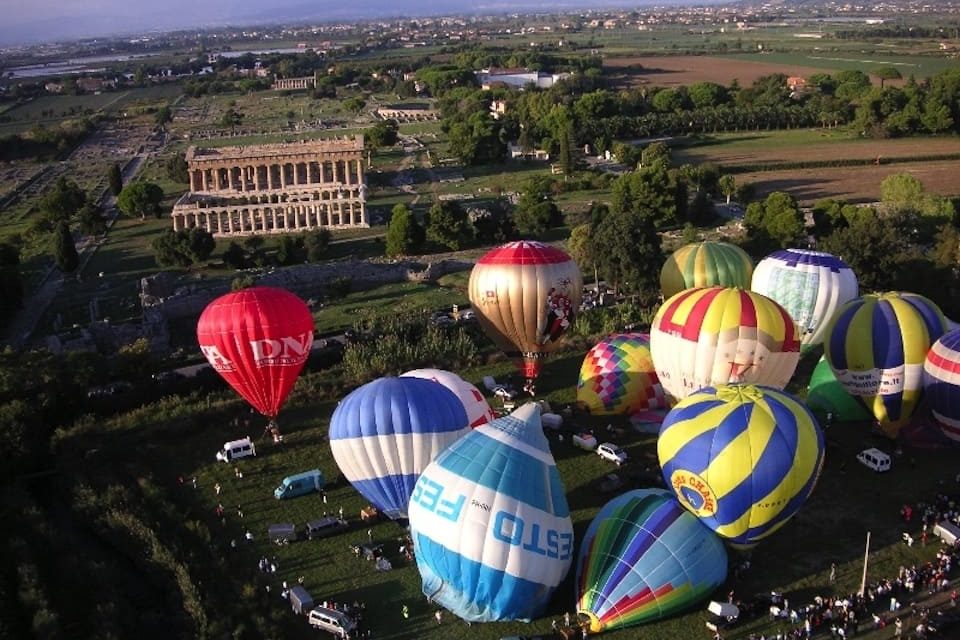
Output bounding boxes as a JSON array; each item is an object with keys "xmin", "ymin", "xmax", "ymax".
[{"xmin": 274, "ymin": 469, "xmax": 325, "ymax": 499}]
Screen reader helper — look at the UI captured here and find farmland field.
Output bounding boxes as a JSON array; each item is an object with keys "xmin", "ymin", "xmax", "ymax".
[
  {"xmin": 604, "ymin": 55, "xmax": 836, "ymax": 88},
  {"xmin": 718, "ymin": 52, "xmax": 960, "ymax": 80}
]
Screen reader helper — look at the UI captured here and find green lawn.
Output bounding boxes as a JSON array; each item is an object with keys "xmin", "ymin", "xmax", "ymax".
[{"xmin": 717, "ymin": 52, "xmax": 960, "ymax": 79}]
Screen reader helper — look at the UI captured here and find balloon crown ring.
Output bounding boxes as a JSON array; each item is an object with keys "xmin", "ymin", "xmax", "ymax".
[{"xmin": 715, "ymin": 384, "xmax": 763, "ymax": 403}]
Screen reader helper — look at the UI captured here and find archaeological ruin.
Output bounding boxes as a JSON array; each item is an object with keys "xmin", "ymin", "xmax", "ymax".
[{"xmin": 170, "ymin": 137, "xmax": 368, "ymax": 237}]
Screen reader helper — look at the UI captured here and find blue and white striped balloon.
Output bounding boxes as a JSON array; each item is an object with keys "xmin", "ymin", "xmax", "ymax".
[
  {"xmin": 329, "ymin": 377, "xmax": 470, "ymax": 520},
  {"xmin": 409, "ymin": 403, "xmax": 573, "ymax": 622},
  {"xmin": 751, "ymin": 248, "xmax": 858, "ymax": 352}
]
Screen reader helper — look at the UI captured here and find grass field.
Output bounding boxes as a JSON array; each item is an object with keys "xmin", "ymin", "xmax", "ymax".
[
  {"xmin": 92, "ymin": 337, "xmax": 954, "ymax": 640},
  {"xmin": 718, "ymin": 52, "xmax": 960, "ymax": 80}
]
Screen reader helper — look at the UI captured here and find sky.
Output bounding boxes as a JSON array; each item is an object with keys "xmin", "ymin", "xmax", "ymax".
[{"xmin": 0, "ymin": 0, "xmax": 668, "ymax": 47}]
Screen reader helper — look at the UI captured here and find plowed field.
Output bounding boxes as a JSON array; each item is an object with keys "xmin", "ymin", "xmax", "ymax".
[{"xmin": 604, "ymin": 55, "xmax": 833, "ymax": 87}]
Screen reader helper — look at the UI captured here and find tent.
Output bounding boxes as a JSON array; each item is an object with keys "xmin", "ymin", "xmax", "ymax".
[{"xmin": 806, "ymin": 355, "xmax": 871, "ymax": 423}]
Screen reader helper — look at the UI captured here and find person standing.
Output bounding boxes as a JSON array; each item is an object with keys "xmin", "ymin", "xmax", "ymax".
[
  {"xmin": 434, "ymin": 610, "xmax": 442, "ymax": 625},
  {"xmin": 401, "ymin": 605, "xmax": 409, "ymax": 620},
  {"xmin": 830, "ymin": 563, "xmax": 836, "ymax": 582}
]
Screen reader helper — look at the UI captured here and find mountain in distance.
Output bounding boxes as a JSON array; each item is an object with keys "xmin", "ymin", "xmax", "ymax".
[{"xmin": 0, "ymin": 0, "xmax": 718, "ymax": 47}]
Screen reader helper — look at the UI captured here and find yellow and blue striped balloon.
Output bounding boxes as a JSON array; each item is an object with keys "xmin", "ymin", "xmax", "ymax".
[
  {"xmin": 825, "ymin": 292, "xmax": 947, "ymax": 439},
  {"xmin": 660, "ymin": 241, "xmax": 754, "ymax": 299},
  {"xmin": 658, "ymin": 384, "xmax": 824, "ymax": 548}
]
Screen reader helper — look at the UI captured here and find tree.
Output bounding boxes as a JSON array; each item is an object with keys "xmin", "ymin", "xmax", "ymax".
[
  {"xmin": 151, "ymin": 230, "xmax": 193, "ymax": 268},
  {"xmin": 366, "ymin": 120, "xmax": 399, "ymax": 150},
  {"xmin": 117, "ymin": 182, "xmax": 164, "ymax": 220},
  {"xmin": 592, "ymin": 206, "xmax": 664, "ymax": 298},
  {"xmin": 222, "ymin": 241, "xmax": 247, "ymax": 269},
  {"xmin": 41, "ymin": 177, "xmax": 86, "ymax": 222},
  {"xmin": 819, "ymin": 212, "xmax": 910, "ymax": 292},
  {"xmin": 874, "ymin": 66, "xmax": 902, "ymax": 89},
  {"xmin": 275, "ymin": 235, "xmax": 302, "ymax": 265},
  {"xmin": 718, "ymin": 175, "xmax": 737, "ymax": 204},
  {"xmin": 165, "ymin": 154, "xmax": 189, "ymax": 184},
  {"xmin": 219, "ymin": 107, "xmax": 243, "ymax": 131},
  {"xmin": 611, "ymin": 161, "xmax": 678, "ymax": 228},
  {"xmin": 385, "ymin": 204, "xmax": 423, "ymax": 257},
  {"xmin": 155, "ymin": 104, "xmax": 172, "ymax": 126},
  {"xmin": 304, "ymin": 229, "xmax": 332, "ymax": 262},
  {"xmin": 744, "ymin": 191, "xmax": 805, "ymax": 252},
  {"xmin": 0, "ymin": 241, "xmax": 23, "ymax": 325},
  {"xmin": 76, "ymin": 203, "xmax": 106, "ymax": 236},
  {"xmin": 52, "ymin": 221, "xmax": 79, "ymax": 272},
  {"xmin": 567, "ymin": 223, "xmax": 599, "ymax": 290},
  {"xmin": 107, "ymin": 163, "xmax": 123, "ymax": 196},
  {"xmin": 427, "ymin": 201, "xmax": 474, "ymax": 250},
  {"xmin": 639, "ymin": 142, "xmax": 670, "ymax": 168},
  {"xmin": 186, "ymin": 227, "xmax": 216, "ymax": 263},
  {"xmin": 343, "ymin": 97, "xmax": 367, "ymax": 115}
]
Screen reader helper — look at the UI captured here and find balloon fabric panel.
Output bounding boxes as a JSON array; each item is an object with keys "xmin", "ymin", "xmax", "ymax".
[{"xmin": 924, "ymin": 330, "xmax": 960, "ymax": 440}]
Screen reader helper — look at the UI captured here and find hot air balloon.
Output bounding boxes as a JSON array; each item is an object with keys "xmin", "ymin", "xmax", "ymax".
[
  {"xmin": 825, "ymin": 292, "xmax": 947, "ymax": 439},
  {"xmin": 923, "ymin": 329, "xmax": 960, "ymax": 442},
  {"xmin": 660, "ymin": 241, "xmax": 753, "ymax": 299},
  {"xmin": 468, "ymin": 241, "xmax": 583, "ymax": 388},
  {"xmin": 401, "ymin": 369, "xmax": 496, "ymax": 428},
  {"xmin": 649, "ymin": 287, "xmax": 800, "ymax": 403},
  {"xmin": 577, "ymin": 333, "xmax": 666, "ymax": 417},
  {"xmin": 806, "ymin": 355, "xmax": 871, "ymax": 424},
  {"xmin": 751, "ymin": 248, "xmax": 858, "ymax": 352},
  {"xmin": 408, "ymin": 403, "xmax": 573, "ymax": 622},
  {"xmin": 576, "ymin": 489, "xmax": 727, "ymax": 632},
  {"xmin": 658, "ymin": 384, "xmax": 824, "ymax": 548},
  {"xmin": 196, "ymin": 286, "xmax": 314, "ymax": 419},
  {"xmin": 329, "ymin": 377, "xmax": 470, "ymax": 520}
]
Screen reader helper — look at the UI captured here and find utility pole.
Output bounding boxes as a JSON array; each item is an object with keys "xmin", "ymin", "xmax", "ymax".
[{"xmin": 859, "ymin": 531, "xmax": 871, "ymax": 597}]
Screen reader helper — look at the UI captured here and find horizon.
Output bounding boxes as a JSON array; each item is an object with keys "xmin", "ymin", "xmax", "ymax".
[{"xmin": 0, "ymin": 0, "xmax": 715, "ymax": 48}]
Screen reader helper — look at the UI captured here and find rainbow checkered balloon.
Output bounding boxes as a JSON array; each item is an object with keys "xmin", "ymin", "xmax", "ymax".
[
  {"xmin": 577, "ymin": 333, "xmax": 666, "ymax": 416},
  {"xmin": 658, "ymin": 384, "xmax": 824, "ymax": 548}
]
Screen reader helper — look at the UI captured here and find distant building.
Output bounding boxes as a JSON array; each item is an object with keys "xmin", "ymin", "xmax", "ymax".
[
  {"xmin": 376, "ymin": 103, "xmax": 439, "ymax": 121},
  {"xmin": 272, "ymin": 73, "xmax": 316, "ymax": 90},
  {"xmin": 490, "ymin": 99, "xmax": 508, "ymax": 119},
  {"xmin": 171, "ymin": 138, "xmax": 368, "ymax": 237},
  {"xmin": 475, "ymin": 67, "xmax": 570, "ymax": 90},
  {"xmin": 507, "ymin": 142, "xmax": 550, "ymax": 161}
]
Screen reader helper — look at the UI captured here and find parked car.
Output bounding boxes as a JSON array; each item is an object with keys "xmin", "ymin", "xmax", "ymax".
[
  {"xmin": 597, "ymin": 442, "xmax": 628, "ymax": 466},
  {"xmin": 274, "ymin": 469, "xmax": 325, "ymax": 499},
  {"xmin": 307, "ymin": 606, "xmax": 357, "ymax": 638},
  {"xmin": 215, "ymin": 437, "xmax": 256, "ymax": 463},
  {"xmin": 305, "ymin": 516, "xmax": 349, "ymax": 539},
  {"xmin": 152, "ymin": 371, "xmax": 185, "ymax": 383}
]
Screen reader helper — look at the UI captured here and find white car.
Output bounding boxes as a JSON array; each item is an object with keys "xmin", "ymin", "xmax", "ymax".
[{"xmin": 597, "ymin": 442, "xmax": 627, "ymax": 466}]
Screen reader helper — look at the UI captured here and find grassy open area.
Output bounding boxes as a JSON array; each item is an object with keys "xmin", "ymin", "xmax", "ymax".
[
  {"xmin": 67, "ymin": 335, "xmax": 955, "ymax": 640},
  {"xmin": 717, "ymin": 52, "xmax": 960, "ymax": 79}
]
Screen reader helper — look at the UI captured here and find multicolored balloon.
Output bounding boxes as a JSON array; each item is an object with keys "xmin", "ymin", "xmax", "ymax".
[
  {"xmin": 806, "ymin": 355, "xmax": 871, "ymax": 423},
  {"xmin": 577, "ymin": 333, "xmax": 666, "ymax": 416},
  {"xmin": 329, "ymin": 377, "xmax": 470, "ymax": 520},
  {"xmin": 401, "ymin": 369, "xmax": 496, "ymax": 428},
  {"xmin": 196, "ymin": 286, "xmax": 314, "ymax": 418},
  {"xmin": 468, "ymin": 241, "xmax": 583, "ymax": 383},
  {"xmin": 923, "ymin": 329, "xmax": 960, "ymax": 442},
  {"xmin": 576, "ymin": 489, "xmax": 727, "ymax": 632},
  {"xmin": 658, "ymin": 385, "xmax": 824, "ymax": 548},
  {"xmin": 409, "ymin": 403, "xmax": 573, "ymax": 622},
  {"xmin": 650, "ymin": 287, "xmax": 800, "ymax": 403},
  {"xmin": 825, "ymin": 292, "xmax": 947, "ymax": 439},
  {"xmin": 751, "ymin": 249, "xmax": 858, "ymax": 352},
  {"xmin": 660, "ymin": 241, "xmax": 753, "ymax": 299}
]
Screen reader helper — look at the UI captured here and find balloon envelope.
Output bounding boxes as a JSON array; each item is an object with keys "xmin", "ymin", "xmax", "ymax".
[
  {"xmin": 660, "ymin": 241, "xmax": 753, "ymax": 299},
  {"xmin": 923, "ymin": 329, "xmax": 960, "ymax": 442},
  {"xmin": 329, "ymin": 377, "xmax": 470, "ymax": 519},
  {"xmin": 650, "ymin": 287, "xmax": 800, "ymax": 402},
  {"xmin": 468, "ymin": 241, "xmax": 583, "ymax": 381},
  {"xmin": 658, "ymin": 384, "xmax": 824, "ymax": 547},
  {"xmin": 409, "ymin": 403, "xmax": 573, "ymax": 622},
  {"xmin": 806, "ymin": 355, "xmax": 871, "ymax": 423},
  {"xmin": 577, "ymin": 333, "xmax": 666, "ymax": 416},
  {"xmin": 751, "ymin": 248, "xmax": 858, "ymax": 352},
  {"xmin": 576, "ymin": 489, "xmax": 727, "ymax": 632},
  {"xmin": 402, "ymin": 369, "xmax": 496, "ymax": 428},
  {"xmin": 196, "ymin": 286, "xmax": 314, "ymax": 418},
  {"xmin": 825, "ymin": 292, "xmax": 946, "ymax": 438}
]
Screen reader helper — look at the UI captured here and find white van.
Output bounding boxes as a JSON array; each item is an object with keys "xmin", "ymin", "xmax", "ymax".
[
  {"xmin": 215, "ymin": 437, "xmax": 256, "ymax": 462},
  {"xmin": 307, "ymin": 606, "xmax": 356, "ymax": 637},
  {"xmin": 856, "ymin": 448, "xmax": 891, "ymax": 473}
]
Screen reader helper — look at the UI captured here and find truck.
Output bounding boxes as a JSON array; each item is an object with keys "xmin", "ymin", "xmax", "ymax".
[{"xmin": 274, "ymin": 469, "xmax": 325, "ymax": 500}]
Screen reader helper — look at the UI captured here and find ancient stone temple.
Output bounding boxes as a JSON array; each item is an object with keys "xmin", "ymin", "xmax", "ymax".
[{"xmin": 170, "ymin": 137, "xmax": 368, "ymax": 237}]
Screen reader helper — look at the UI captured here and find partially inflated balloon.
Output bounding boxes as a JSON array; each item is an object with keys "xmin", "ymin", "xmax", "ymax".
[
  {"xmin": 650, "ymin": 287, "xmax": 800, "ymax": 402},
  {"xmin": 196, "ymin": 286, "xmax": 314, "ymax": 418},
  {"xmin": 806, "ymin": 355, "xmax": 871, "ymax": 423},
  {"xmin": 576, "ymin": 489, "xmax": 727, "ymax": 632},
  {"xmin": 468, "ymin": 241, "xmax": 583, "ymax": 382},
  {"xmin": 658, "ymin": 385, "xmax": 824, "ymax": 548},
  {"xmin": 825, "ymin": 292, "xmax": 946, "ymax": 438},
  {"xmin": 409, "ymin": 404, "xmax": 573, "ymax": 622},
  {"xmin": 924, "ymin": 329, "xmax": 960, "ymax": 442},
  {"xmin": 751, "ymin": 249, "xmax": 858, "ymax": 352},
  {"xmin": 401, "ymin": 369, "xmax": 496, "ymax": 428},
  {"xmin": 577, "ymin": 333, "xmax": 666, "ymax": 416},
  {"xmin": 329, "ymin": 377, "xmax": 470, "ymax": 519},
  {"xmin": 660, "ymin": 241, "xmax": 753, "ymax": 299}
]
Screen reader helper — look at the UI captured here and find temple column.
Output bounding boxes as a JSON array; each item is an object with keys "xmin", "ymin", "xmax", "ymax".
[
  {"xmin": 189, "ymin": 171, "xmax": 197, "ymax": 193},
  {"xmin": 200, "ymin": 168, "xmax": 209, "ymax": 192},
  {"xmin": 255, "ymin": 165, "xmax": 264, "ymax": 191},
  {"xmin": 332, "ymin": 161, "xmax": 340, "ymax": 184},
  {"xmin": 356, "ymin": 159, "xmax": 364, "ymax": 185},
  {"xmin": 280, "ymin": 164, "xmax": 287, "ymax": 188}
]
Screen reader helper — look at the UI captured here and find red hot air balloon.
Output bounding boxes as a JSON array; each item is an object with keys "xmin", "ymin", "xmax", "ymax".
[{"xmin": 197, "ymin": 286, "xmax": 314, "ymax": 419}]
